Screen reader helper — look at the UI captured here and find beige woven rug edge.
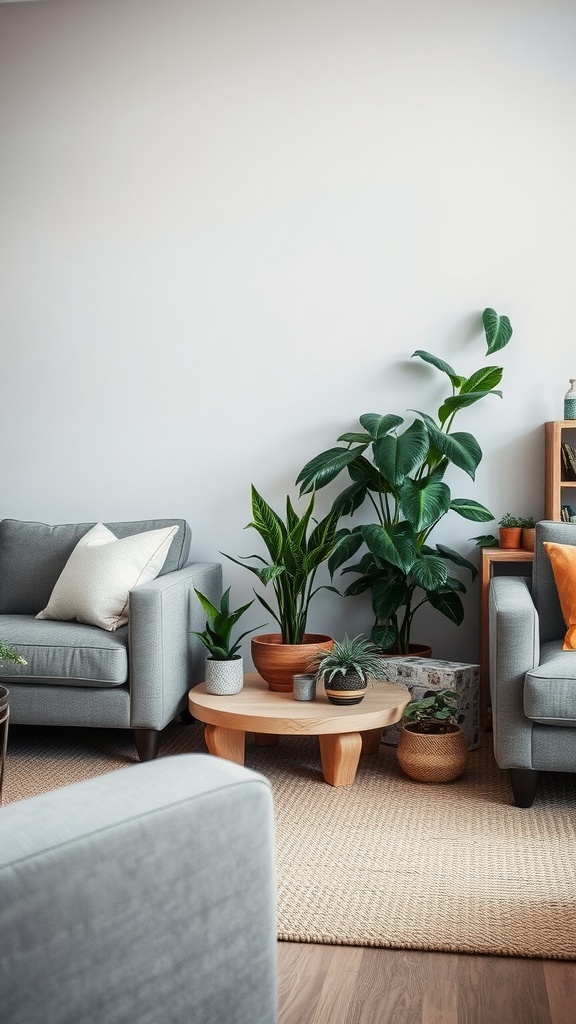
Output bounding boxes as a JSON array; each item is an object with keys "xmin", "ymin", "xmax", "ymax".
[{"xmin": 5, "ymin": 723, "xmax": 576, "ymax": 961}]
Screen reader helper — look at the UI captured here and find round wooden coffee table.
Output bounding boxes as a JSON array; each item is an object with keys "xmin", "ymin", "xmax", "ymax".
[{"xmin": 189, "ymin": 673, "xmax": 410, "ymax": 787}]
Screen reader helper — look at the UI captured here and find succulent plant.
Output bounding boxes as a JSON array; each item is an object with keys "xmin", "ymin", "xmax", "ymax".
[{"xmin": 311, "ymin": 634, "xmax": 384, "ymax": 685}]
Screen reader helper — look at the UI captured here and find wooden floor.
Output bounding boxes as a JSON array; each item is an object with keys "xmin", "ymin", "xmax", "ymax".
[{"xmin": 277, "ymin": 942, "xmax": 576, "ymax": 1024}]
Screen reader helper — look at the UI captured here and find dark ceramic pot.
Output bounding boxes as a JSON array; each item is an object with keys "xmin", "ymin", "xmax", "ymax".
[{"xmin": 324, "ymin": 670, "xmax": 366, "ymax": 706}]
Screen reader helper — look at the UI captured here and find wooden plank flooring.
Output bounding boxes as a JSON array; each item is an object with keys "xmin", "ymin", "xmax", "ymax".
[{"xmin": 277, "ymin": 942, "xmax": 576, "ymax": 1024}]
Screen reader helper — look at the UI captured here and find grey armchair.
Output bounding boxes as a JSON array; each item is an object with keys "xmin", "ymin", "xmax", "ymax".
[
  {"xmin": 0, "ymin": 754, "xmax": 278, "ymax": 1024},
  {"xmin": 0, "ymin": 518, "xmax": 221, "ymax": 761},
  {"xmin": 489, "ymin": 520, "xmax": 576, "ymax": 806}
]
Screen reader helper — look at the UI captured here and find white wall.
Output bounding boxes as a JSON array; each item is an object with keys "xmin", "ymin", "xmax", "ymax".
[{"xmin": 1, "ymin": 0, "xmax": 575, "ymax": 663}]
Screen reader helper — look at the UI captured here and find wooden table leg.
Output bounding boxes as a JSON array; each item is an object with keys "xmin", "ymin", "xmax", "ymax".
[
  {"xmin": 204, "ymin": 724, "xmax": 245, "ymax": 765},
  {"xmin": 254, "ymin": 733, "xmax": 279, "ymax": 747},
  {"xmin": 361, "ymin": 727, "xmax": 383, "ymax": 755},
  {"xmin": 318, "ymin": 732, "xmax": 362, "ymax": 787}
]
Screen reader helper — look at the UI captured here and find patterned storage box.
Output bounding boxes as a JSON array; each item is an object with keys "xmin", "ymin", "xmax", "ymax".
[{"xmin": 379, "ymin": 657, "xmax": 480, "ymax": 750}]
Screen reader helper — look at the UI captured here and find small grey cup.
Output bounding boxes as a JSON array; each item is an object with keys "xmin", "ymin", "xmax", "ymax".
[{"xmin": 293, "ymin": 673, "xmax": 316, "ymax": 701}]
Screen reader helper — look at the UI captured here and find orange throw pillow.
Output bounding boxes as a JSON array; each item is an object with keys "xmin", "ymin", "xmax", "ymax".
[{"xmin": 543, "ymin": 541, "xmax": 576, "ymax": 650}]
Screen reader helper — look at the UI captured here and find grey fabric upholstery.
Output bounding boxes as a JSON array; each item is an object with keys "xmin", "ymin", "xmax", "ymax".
[
  {"xmin": 0, "ymin": 755, "xmax": 278, "ymax": 1024},
  {"xmin": 0, "ymin": 615, "xmax": 128, "ymax": 685},
  {"xmin": 489, "ymin": 520, "xmax": 576, "ymax": 805},
  {"xmin": 0, "ymin": 519, "xmax": 221, "ymax": 757},
  {"xmin": 0, "ymin": 517, "xmax": 191, "ymax": 614}
]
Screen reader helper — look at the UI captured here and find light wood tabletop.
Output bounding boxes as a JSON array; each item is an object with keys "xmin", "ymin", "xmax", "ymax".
[{"xmin": 189, "ymin": 673, "xmax": 410, "ymax": 787}]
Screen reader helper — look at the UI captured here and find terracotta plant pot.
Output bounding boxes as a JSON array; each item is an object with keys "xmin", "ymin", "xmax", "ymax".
[
  {"xmin": 251, "ymin": 633, "xmax": 333, "ymax": 692},
  {"xmin": 499, "ymin": 527, "xmax": 522, "ymax": 549},
  {"xmin": 396, "ymin": 723, "xmax": 468, "ymax": 783},
  {"xmin": 324, "ymin": 670, "xmax": 367, "ymax": 706},
  {"xmin": 522, "ymin": 527, "xmax": 536, "ymax": 552}
]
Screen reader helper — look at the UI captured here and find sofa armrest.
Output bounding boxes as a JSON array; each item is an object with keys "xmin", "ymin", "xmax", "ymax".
[
  {"xmin": 128, "ymin": 561, "xmax": 222, "ymax": 729},
  {"xmin": 489, "ymin": 576, "xmax": 540, "ymax": 769},
  {"xmin": 0, "ymin": 755, "xmax": 278, "ymax": 1024}
]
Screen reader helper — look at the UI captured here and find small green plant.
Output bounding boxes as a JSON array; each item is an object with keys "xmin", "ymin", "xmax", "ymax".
[
  {"xmin": 192, "ymin": 588, "xmax": 264, "ymax": 660},
  {"xmin": 0, "ymin": 642, "xmax": 26, "ymax": 668},
  {"xmin": 498, "ymin": 513, "xmax": 523, "ymax": 528},
  {"xmin": 402, "ymin": 688, "xmax": 464, "ymax": 734},
  {"xmin": 311, "ymin": 634, "xmax": 384, "ymax": 685},
  {"xmin": 223, "ymin": 486, "xmax": 340, "ymax": 645},
  {"xmin": 520, "ymin": 516, "xmax": 536, "ymax": 528}
]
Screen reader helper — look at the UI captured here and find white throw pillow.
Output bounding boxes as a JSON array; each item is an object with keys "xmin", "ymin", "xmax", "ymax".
[{"xmin": 36, "ymin": 522, "xmax": 179, "ymax": 631}]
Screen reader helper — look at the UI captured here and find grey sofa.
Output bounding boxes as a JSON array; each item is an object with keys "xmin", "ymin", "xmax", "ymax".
[
  {"xmin": 0, "ymin": 754, "xmax": 278, "ymax": 1024},
  {"xmin": 489, "ymin": 520, "xmax": 576, "ymax": 806},
  {"xmin": 0, "ymin": 518, "xmax": 221, "ymax": 761}
]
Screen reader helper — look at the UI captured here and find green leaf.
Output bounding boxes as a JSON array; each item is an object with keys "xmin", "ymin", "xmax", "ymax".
[
  {"xmin": 348, "ymin": 455, "xmax": 389, "ymax": 494},
  {"xmin": 343, "ymin": 576, "xmax": 373, "ymax": 597},
  {"xmin": 438, "ymin": 390, "xmax": 502, "ymax": 425},
  {"xmin": 435, "ymin": 543, "xmax": 478, "ymax": 581},
  {"xmin": 483, "ymin": 308, "xmax": 513, "ymax": 354},
  {"xmin": 423, "ymin": 424, "xmax": 482, "ymax": 481},
  {"xmin": 254, "ymin": 565, "xmax": 286, "ymax": 585},
  {"xmin": 337, "ymin": 431, "xmax": 373, "ymax": 444},
  {"xmin": 194, "ymin": 588, "xmax": 222, "ymax": 624},
  {"xmin": 470, "ymin": 533, "xmax": 499, "ymax": 547},
  {"xmin": 372, "ymin": 419, "xmax": 428, "ymax": 486},
  {"xmin": 371, "ymin": 622, "xmax": 397, "ymax": 651},
  {"xmin": 410, "ymin": 553, "xmax": 448, "ymax": 591},
  {"xmin": 331, "ymin": 480, "xmax": 368, "ymax": 518},
  {"xmin": 398, "ymin": 478, "xmax": 451, "ymax": 532},
  {"xmin": 361, "ymin": 522, "xmax": 417, "ymax": 572},
  {"xmin": 450, "ymin": 498, "xmax": 494, "ymax": 522},
  {"xmin": 249, "ymin": 486, "xmax": 285, "ymax": 563},
  {"xmin": 297, "ymin": 446, "xmax": 365, "ymax": 494},
  {"xmin": 371, "ymin": 579, "xmax": 410, "ymax": 619},
  {"xmin": 427, "ymin": 588, "xmax": 465, "ymax": 625},
  {"xmin": 411, "ymin": 350, "xmax": 463, "ymax": 388},
  {"xmin": 358, "ymin": 413, "xmax": 404, "ymax": 439},
  {"xmin": 460, "ymin": 366, "xmax": 503, "ymax": 394},
  {"xmin": 327, "ymin": 528, "xmax": 364, "ymax": 575}
]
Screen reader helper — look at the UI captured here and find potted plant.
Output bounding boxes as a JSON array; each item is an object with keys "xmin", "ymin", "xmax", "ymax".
[
  {"xmin": 521, "ymin": 516, "xmax": 536, "ymax": 552},
  {"xmin": 296, "ymin": 307, "xmax": 513, "ymax": 654},
  {"xmin": 223, "ymin": 486, "xmax": 340, "ymax": 691},
  {"xmin": 397, "ymin": 688, "xmax": 467, "ymax": 782},
  {"xmin": 191, "ymin": 587, "xmax": 264, "ymax": 695},
  {"xmin": 498, "ymin": 514, "xmax": 523, "ymax": 550},
  {"xmin": 311, "ymin": 633, "xmax": 384, "ymax": 705}
]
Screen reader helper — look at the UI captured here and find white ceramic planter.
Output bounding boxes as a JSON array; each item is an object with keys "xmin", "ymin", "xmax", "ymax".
[{"xmin": 205, "ymin": 657, "xmax": 244, "ymax": 695}]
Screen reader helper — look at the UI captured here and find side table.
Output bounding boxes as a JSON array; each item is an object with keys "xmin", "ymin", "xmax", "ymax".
[{"xmin": 189, "ymin": 673, "xmax": 410, "ymax": 787}]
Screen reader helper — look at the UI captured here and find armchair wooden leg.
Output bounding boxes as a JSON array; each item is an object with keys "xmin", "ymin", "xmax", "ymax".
[
  {"xmin": 134, "ymin": 728, "xmax": 161, "ymax": 762},
  {"xmin": 509, "ymin": 768, "xmax": 539, "ymax": 808}
]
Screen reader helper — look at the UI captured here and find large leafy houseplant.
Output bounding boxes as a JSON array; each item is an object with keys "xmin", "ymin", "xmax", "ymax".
[
  {"xmin": 296, "ymin": 308, "xmax": 513, "ymax": 654},
  {"xmin": 223, "ymin": 485, "xmax": 340, "ymax": 644}
]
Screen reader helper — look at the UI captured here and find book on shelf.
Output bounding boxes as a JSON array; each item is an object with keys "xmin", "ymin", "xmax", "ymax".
[
  {"xmin": 561, "ymin": 504, "xmax": 575, "ymax": 522},
  {"xmin": 561, "ymin": 442, "xmax": 576, "ymax": 481}
]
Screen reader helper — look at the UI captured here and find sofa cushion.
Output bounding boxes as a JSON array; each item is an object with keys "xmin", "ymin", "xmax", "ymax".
[
  {"xmin": 36, "ymin": 523, "xmax": 178, "ymax": 631},
  {"xmin": 542, "ymin": 540, "xmax": 576, "ymax": 650},
  {"xmin": 0, "ymin": 615, "xmax": 128, "ymax": 686},
  {"xmin": 0, "ymin": 518, "xmax": 191, "ymax": 615},
  {"xmin": 524, "ymin": 639, "xmax": 576, "ymax": 725}
]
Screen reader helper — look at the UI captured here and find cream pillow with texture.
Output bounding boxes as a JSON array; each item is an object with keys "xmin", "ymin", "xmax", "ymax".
[{"xmin": 36, "ymin": 522, "xmax": 178, "ymax": 631}]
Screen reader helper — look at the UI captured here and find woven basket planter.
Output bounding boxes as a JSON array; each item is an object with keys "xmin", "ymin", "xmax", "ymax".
[{"xmin": 397, "ymin": 723, "xmax": 468, "ymax": 783}]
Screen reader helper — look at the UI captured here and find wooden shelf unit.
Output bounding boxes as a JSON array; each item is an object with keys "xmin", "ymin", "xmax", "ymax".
[{"xmin": 545, "ymin": 420, "xmax": 576, "ymax": 520}]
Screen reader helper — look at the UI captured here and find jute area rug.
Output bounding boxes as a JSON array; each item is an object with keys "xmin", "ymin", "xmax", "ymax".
[{"xmin": 4, "ymin": 721, "xmax": 576, "ymax": 960}]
